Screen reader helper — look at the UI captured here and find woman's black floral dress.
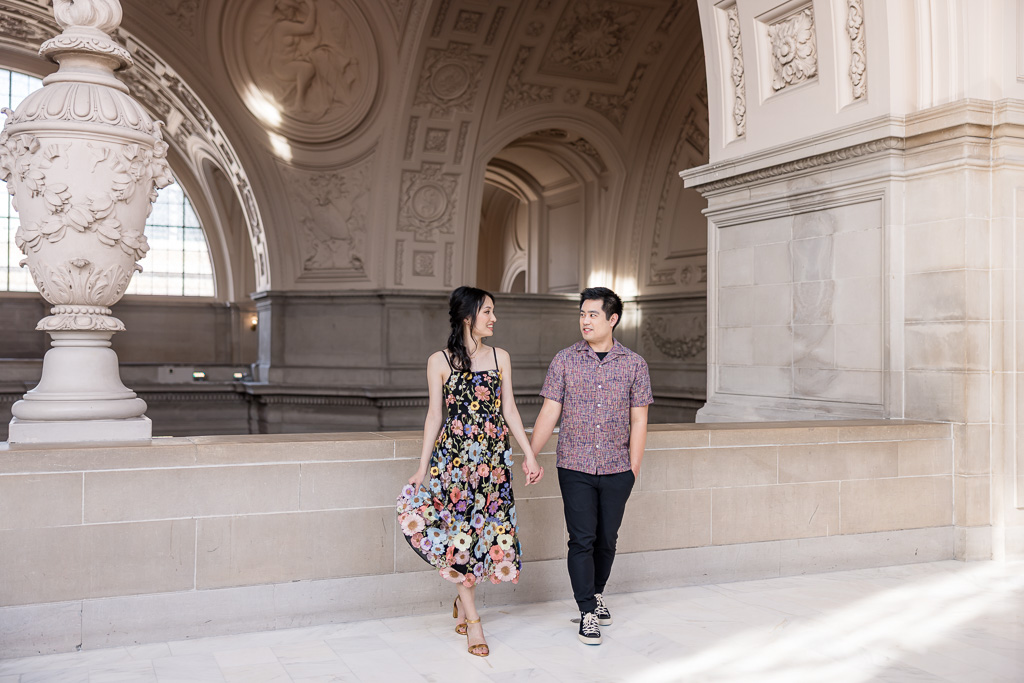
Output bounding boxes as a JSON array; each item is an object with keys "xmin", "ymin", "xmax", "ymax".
[{"xmin": 397, "ymin": 349, "xmax": 521, "ymax": 586}]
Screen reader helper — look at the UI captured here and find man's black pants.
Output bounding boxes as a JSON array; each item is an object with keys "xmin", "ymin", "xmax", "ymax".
[{"xmin": 557, "ymin": 467, "xmax": 635, "ymax": 613}]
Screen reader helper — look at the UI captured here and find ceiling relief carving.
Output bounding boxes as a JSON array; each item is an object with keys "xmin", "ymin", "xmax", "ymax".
[
  {"xmin": 767, "ymin": 5, "xmax": 817, "ymax": 92},
  {"xmin": 0, "ymin": 8, "xmax": 53, "ymax": 43},
  {"xmin": 413, "ymin": 41, "xmax": 486, "ymax": 118},
  {"xmin": 453, "ymin": 121, "xmax": 470, "ymax": 164},
  {"xmin": 424, "ymin": 127, "xmax": 450, "ymax": 153},
  {"xmin": 502, "ymin": 45, "xmax": 555, "ymax": 113},
  {"xmin": 284, "ymin": 161, "xmax": 371, "ymax": 279},
  {"xmin": 847, "ymin": 0, "xmax": 866, "ymax": 100},
  {"xmin": 431, "ymin": 0, "xmax": 452, "ymax": 37},
  {"xmin": 154, "ymin": 0, "xmax": 198, "ymax": 37},
  {"xmin": 223, "ymin": 0, "xmax": 378, "ymax": 144},
  {"xmin": 585, "ymin": 63, "xmax": 646, "ymax": 127},
  {"xmin": 484, "ymin": 6, "xmax": 506, "ymax": 46},
  {"xmin": 399, "ymin": 162, "xmax": 458, "ymax": 242},
  {"xmin": 412, "ymin": 250, "xmax": 435, "ymax": 276},
  {"xmin": 539, "ymin": 0, "xmax": 650, "ymax": 83},
  {"xmin": 454, "ymin": 10, "xmax": 483, "ymax": 34}
]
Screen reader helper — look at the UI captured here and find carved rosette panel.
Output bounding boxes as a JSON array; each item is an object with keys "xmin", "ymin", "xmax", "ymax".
[
  {"xmin": 642, "ymin": 315, "xmax": 706, "ymax": 361},
  {"xmin": 847, "ymin": 0, "xmax": 866, "ymax": 100},
  {"xmin": 413, "ymin": 42, "xmax": 486, "ymax": 118},
  {"xmin": 768, "ymin": 6, "xmax": 818, "ymax": 92},
  {"xmin": 726, "ymin": 5, "xmax": 746, "ymax": 137},
  {"xmin": 0, "ymin": 5, "xmax": 174, "ymax": 332},
  {"xmin": 223, "ymin": 0, "xmax": 379, "ymax": 143},
  {"xmin": 399, "ymin": 162, "xmax": 458, "ymax": 241},
  {"xmin": 282, "ymin": 160, "xmax": 371, "ymax": 281},
  {"xmin": 540, "ymin": 0, "xmax": 650, "ymax": 82}
]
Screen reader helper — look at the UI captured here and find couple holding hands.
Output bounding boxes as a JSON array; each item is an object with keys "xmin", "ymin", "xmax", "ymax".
[{"xmin": 397, "ymin": 286, "xmax": 652, "ymax": 656}]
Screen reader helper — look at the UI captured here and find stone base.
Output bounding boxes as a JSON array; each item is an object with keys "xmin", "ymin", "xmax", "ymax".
[
  {"xmin": 8, "ymin": 416, "xmax": 152, "ymax": 444},
  {"xmin": 697, "ymin": 396, "xmax": 886, "ymax": 423},
  {"xmin": 0, "ymin": 527, "xmax": 953, "ymax": 658}
]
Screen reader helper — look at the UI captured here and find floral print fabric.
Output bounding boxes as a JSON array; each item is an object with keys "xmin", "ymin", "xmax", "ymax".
[{"xmin": 397, "ymin": 367, "xmax": 522, "ymax": 586}]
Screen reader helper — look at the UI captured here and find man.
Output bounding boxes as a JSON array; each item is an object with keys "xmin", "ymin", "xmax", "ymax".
[{"xmin": 530, "ymin": 287, "xmax": 652, "ymax": 645}]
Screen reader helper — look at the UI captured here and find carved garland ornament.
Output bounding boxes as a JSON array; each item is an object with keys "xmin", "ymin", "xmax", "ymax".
[
  {"xmin": 847, "ymin": 0, "xmax": 866, "ymax": 100},
  {"xmin": 726, "ymin": 6, "xmax": 746, "ymax": 137},
  {"xmin": 642, "ymin": 316, "xmax": 706, "ymax": 360},
  {"xmin": 768, "ymin": 6, "xmax": 818, "ymax": 92}
]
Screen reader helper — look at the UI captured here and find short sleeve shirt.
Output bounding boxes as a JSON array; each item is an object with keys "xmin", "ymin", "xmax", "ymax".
[{"xmin": 540, "ymin": 339, "xmax": 653, "ymax": 474}]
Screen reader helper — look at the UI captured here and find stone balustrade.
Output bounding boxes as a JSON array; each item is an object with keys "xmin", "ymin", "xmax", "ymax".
[{"xmin": 0, "ymin": 420, "xmax": 952, "ymax": 657}]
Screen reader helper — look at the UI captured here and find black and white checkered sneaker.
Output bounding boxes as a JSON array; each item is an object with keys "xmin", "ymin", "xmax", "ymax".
[
  {"xmin": 578, "ymin": 611, "xmax": 602, "ymax": 645},
  {"xmin": 594, "ymin": 593, "xmax": 612, "ymax": 625}
]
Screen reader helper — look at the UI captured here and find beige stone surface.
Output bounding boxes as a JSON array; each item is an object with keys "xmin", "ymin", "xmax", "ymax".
[
  {"xmin": 840, "ymin": 477, "xmax": 952, "ymax": 534},
  {"xmin": 708, "ymin": 425, "xmax": 839, "ymax": 447},
  {"xmin": 192, "ymin": 433, "xmax": 396, "ymax": 464},
  {"xmin": 954, "ymin": 474, "xmax": 991, "ymax": 527},
  {"xmin": 711, "ymin": 483, "xmax": 841, "ymax": 545},
  {"xmin": 691, "ymin": 447, "xmax": 778, "ymax": 488},
  {"xmin": 639, "ymin": 449, "xmax": 695, "ymax": 491},
  {"xmin": 0, "ymin": 440, "xmax": 197, "ymax": 474},
  {"xmin": 646, "ymin": 426, "xmax": 710, "ymax": 449},
  {"xmin": 0, "ymin": 473, "xmax": 81, "ymax": 530},
  {"xmin": 515, "ymin": 496, "xmax": 567, "ymax": 561},
  {"xmin": 85, "ymin": 464, "xmax": 300, "ymax": 522},
  {"xmin": 196, "ymin": 509, "xmax": 394, "ymax": 589},
  {"xmin": 0, "ymin": 520, "xmax": 195, "ymax": 606},
  {"xmin": 778, "ymin": 442, "xmax": 898, "ymax": 483},
  {"xmin": 299, "ymin": 460, "xmax": 410, "ymax": 510},
  {"xmin": 898, "ymin": 439, "xmax": 953, "ymax": 477},
  {"xmin": 618, "ymin": 489, "xmax": 711, "ymax": 553}
]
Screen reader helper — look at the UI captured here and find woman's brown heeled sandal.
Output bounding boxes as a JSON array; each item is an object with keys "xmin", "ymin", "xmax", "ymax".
[
  {"xmin": 452, "ymin": 597, "xmax": 467, "ymax": 635},
  {"xmin": 464, "ymin": 617, "xmax": 489, "ymax": 657}
]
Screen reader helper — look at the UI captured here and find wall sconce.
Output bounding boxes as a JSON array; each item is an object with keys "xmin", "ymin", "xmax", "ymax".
[
  {"xmin": 249, "ymin": 314, "xmax": 258, "ymax": 331},
  {"xmin": 192, "ymin": 371, "xmax": 207, "ymax": 381}
]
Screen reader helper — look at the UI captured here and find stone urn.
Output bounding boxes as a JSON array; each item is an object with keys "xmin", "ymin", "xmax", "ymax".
[{"xmin": 0, "ymin": 0, "xmax": 173, "ymax": 442}]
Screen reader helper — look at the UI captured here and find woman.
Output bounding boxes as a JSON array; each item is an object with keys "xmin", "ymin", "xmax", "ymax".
[{"xmin": 399, "ymin": 286, "xmax": 543, "ymax": 657}]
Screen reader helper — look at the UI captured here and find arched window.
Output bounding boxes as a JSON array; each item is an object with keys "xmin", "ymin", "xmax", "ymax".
[{"xmin": 1, "ymin": 67, "xmax": 216, "ymax": 297}]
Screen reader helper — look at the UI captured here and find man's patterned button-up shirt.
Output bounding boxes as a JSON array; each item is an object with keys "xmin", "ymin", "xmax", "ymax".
[{"xmin": 540, "ymin": 339, "xmax": 653, "ymax": 475}]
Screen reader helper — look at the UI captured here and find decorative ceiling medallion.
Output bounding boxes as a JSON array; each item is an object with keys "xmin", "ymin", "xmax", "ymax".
[
  {"xmin": 223, "ymin": 0, "xmax": 379, "ymax": 144},
  {"xmin": 539, "ymin": 0, "xmax": 651, "ymax": 83}
]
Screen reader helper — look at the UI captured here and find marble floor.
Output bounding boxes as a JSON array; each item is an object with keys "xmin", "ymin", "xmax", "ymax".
[{"xmin": 1, "ymin": 560, "xmax": 1022, "ymax": 683}]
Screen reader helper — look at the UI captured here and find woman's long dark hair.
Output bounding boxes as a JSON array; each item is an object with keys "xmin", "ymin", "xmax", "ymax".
[{"xmin": 447, "ymin": 286, "xmax": 494, "ymax": 371}]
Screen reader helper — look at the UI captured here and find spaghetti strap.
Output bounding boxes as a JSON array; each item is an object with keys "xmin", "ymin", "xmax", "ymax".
[
  {"xmin": 492, "ymin": 346, "xmax": 499, "ymax": 371},
  {"xmin": 441, "ymin": 351, "xmax": 454, "ymax": 371}
]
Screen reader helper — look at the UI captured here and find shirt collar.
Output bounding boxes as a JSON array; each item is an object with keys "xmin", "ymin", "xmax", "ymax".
[{"xmin": 574, "ymin": 338, "xmax": 626, "ymax": 359}]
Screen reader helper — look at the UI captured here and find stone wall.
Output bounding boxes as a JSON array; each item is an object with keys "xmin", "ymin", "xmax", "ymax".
[{"xmin": 0, "ymin": 420, "xmax": 953, "ymax": 657}]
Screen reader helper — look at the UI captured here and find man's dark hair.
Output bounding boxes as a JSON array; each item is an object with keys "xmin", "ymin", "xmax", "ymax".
[{"xmin": 579, "ymin": 287, "xmax": 623, "ymax": 329}]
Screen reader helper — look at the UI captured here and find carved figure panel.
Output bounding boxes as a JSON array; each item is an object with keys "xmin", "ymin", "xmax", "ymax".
[
  {"xmin": 399, "ymin": 162, "xmax": 458, "ymax": 242},
  {"xmin": 413, "ymin": 42, "xmax": 486, "ymax": 118},
  {"xmin": 224, "ymin": 0, "xmax": 378, "ymax": 143},
  {"xmin": 767, "ymin": 5, "xmax": 817, "ymax": 92},
  {"xmin": 540, "ymin": 0, "xmax": 651, "ymax": 82},
  {"xmin": 283, "ymin": 161, "xmax": 370, "ymax": 277}
]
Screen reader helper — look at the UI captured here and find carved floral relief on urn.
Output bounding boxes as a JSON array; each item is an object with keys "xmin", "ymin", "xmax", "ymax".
[{"xmin": 0, "ymin": 0, "xmax": 174, "ymax": 442}]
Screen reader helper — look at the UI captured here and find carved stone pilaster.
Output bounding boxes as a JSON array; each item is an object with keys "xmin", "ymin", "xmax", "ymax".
[
  {"xmin": 847, "ymin": 0, "xmax": 866, "ymax": 100},
  {"xmin": 726, "ymin": 6, "xmax": 746, "ymax": 137},
  {"xmin": 1, "ymin": 0, "xmax": 172, "ymax": 442}
]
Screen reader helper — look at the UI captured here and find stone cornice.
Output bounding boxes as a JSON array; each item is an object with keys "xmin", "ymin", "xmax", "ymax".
[{"xmin": 684, "ymin": 99, "xmax": 1024, "ymax": 194}]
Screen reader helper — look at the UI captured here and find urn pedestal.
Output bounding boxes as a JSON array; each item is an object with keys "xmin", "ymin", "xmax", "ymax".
[{"xmin": 0, "ymin": 0, "xmax": 173, "ymax": 443}]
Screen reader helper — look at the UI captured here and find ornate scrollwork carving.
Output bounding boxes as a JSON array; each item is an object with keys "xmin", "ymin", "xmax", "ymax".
[
  {"xmin": 585, "ymin": 64, "xmax": 646, "ymax": 127},
  {"xmin": 847, "ymin": 0, "xmax": 866, "ymax": 100},
  {"xmin": 768, "ymin": 6, "xmax": 817, "ymax": 92},
  {"xmin": 399, "ymin": 162, "xmax": 458, "ymax": 242},
  {"xmin": 642, "ymin": 315, "xmax": 707, "ymax": 360},
  {"xmin": 502, "ymin": 46, "xmax": 555, "ymax": 113},
  {"xmin": 726, "ymin": 5, "xmax": 746, "ymax": 137},
  {"xmin": 414, "ymin": 42, "xmax": 486, "ymax": 118}
]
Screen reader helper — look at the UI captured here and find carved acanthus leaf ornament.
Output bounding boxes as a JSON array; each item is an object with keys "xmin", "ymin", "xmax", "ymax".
[
  {"xmin": 768, "ymin": 7, "xmax": 817, "ymax": 92},
  {"xmin": 847, "ymin": 0, "xmax": 866, "ymax": 99},
  {"xmin": 726, "ymin": 5, "xmax": 746, "ymax": 136}
]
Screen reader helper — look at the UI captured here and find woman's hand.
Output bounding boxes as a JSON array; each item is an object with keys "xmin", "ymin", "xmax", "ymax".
[
  {"xmin": 522, "ymin": 454, "xmax": 543, "ymax": 485},
  {"xmin": 408, "ymin": 466, "xmax": 427, "ymax": 492}
]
